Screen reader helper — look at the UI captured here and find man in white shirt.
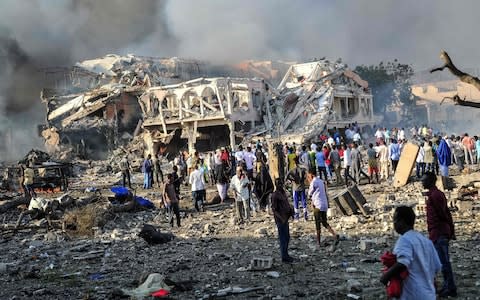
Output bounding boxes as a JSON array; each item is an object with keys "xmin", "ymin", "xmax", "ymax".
[
  {"xmin": 380, "ymin": 206, "xmax": 441, "ymax": 300},
  {"xmin": 398, "ymin": 128, "xmax": 406, "ymax": 141},
  {"xmin": 375, "ymin": 128, "xmax": 384, "ymax": 141},
  {"xmin": 243, "ymin": 146, "xmax": 256, "ymax": 180},
  {"xmin": 353, "ymin": 132, "xmax": 362, "ymax": 145},
  {"xmin": 235, "ymin": 145, "xmax": 245, "ymax": 165},
  {"xmin": 189, "ymin": 163, "xmax": 205, "ymax": 212},
  {"xmin": 377, "ymin": 141, "xmax": 389, "ymax": 180},
  {"xmin": 231, "ymin": 167, "xmax": 250, "ymax": 223}
]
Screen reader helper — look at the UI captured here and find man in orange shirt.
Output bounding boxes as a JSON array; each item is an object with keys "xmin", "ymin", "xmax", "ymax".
[{"xmin": 462, "ymin": 133, "xmax": 475, "ymax": 165}]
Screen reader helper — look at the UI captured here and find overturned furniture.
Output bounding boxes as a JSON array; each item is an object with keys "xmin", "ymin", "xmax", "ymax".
[{"xmin": 332, "ymin": 185, "xmax": 368, "ymax": 217}]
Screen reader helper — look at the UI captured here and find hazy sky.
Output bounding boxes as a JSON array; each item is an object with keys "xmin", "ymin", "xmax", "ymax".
[
  {"xmin": 1, "ymin": 0, "xmax": 480, "ymax": 70},
  {"xmin": 0, "ymin": 0, "xmax": 478, "ymax": 158}
]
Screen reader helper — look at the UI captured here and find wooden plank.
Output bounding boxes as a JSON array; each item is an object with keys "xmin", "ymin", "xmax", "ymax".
[{"xmin": 393, "ymin": 143, "xmax": 420, "ymax": 188}]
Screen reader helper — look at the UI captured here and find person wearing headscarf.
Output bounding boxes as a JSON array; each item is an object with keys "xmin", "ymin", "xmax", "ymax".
[
  {"xmin": 254, "ymin": 164, "xmax": 274, "ymax": 211},
  {"xmin": 436, "ymin": 139, "xmax": 451, "ymax": 177}
]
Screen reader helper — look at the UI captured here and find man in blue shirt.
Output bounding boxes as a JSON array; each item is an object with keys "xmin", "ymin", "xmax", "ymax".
[
  {"xmin": 315, "ymin": 147, "xmax": 328, "ymax": 181},
  {"xmin": 389, "ymin": 139, "xmax": 401, "ymax": 172},
  {"xmin": 380, "ymin": 206, "xmax": 441, "ymax": 300}
]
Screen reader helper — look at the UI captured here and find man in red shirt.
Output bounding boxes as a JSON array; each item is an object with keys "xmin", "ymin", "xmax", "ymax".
[
  {"xmin": 461, "ymin": 133, "xmax": 475, "ymax": 165},
  {"xmin": 422, "ymin": 172, "xmax": 457, "ymax": 297}
]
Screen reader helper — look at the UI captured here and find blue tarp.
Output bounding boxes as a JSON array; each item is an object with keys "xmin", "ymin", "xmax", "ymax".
[
  {"xmin": 110, "ymin": 186, "xmax": 129, "ymax": 197},
  {"xmin": 135, "ymin": 196, "xmax": 155, "ymax": 209}
]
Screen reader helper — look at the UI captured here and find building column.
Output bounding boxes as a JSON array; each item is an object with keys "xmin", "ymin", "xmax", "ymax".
[{"xmin": 228, "ymin": 121, "xmax": 235, "ymax": 150}]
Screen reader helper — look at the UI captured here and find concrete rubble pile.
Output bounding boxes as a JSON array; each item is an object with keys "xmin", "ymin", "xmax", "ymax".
[
  {"xmin": 0, "ymin": 54, "xmax": 479, "ymax": 298},
  {"xmin": 37, "ymin": 55, "xmax": 376, "ymax": 159},
  {"xmin": 0, "ymin": 160, "xmax": 479, "ymax": 298}
]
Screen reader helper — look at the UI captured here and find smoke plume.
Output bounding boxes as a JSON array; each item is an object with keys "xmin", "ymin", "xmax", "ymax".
[{"xmin": 1, "ymin": 0, "xmax": 480, "ymax": 160}]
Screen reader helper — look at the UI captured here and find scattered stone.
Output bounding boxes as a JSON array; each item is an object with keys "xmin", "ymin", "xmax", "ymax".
[{"xmin": 266, "ymin": 271, "xmax": 280, "ymax": 278}]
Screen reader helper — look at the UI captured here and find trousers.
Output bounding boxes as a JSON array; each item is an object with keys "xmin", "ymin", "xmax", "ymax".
[{"xmin": 292, "ymin": 190, "xmax": 307, "ymax": 220}]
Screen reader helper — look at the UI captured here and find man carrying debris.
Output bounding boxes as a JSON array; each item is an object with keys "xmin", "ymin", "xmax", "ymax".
[
  {"xmin": 189, "ymin": 163, "xmax": 205, "ymax": 212},
  {"xmin": 422, "ymin": 172, "xmax": 457, "ymax": 297},
  {"xmin": 286, "ymin": 157, "xmax": 308, "ymax": 221},
  {"xmin": 142, "ymin": 154, "xmax": 153, "ymax": 189},
  {"xmin": 271, "ymin": 178, "xmax": 294, "ymax": 263},
  {"xmin": 307, "ymin": 169, "xmax": 339, "ymax": 247},
  {"xmin": 163, "ymin": 174, "xmax": 181, "ymax": 227},
  {"xmin": 380, "ymin": 206, "xmax": 441, "ymax": 300},
  {"xmin": 119, "ymin": 155, "xmax": 132, "ymax": 189},
  {"xmin": 231, "ymin": 166, "xmax": 251, "ymax": 223}
]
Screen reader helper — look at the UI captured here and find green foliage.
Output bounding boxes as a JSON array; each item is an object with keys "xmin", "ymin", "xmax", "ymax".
[{"xmin": 354, "ymin": 60, "xmax": 416, "ymax": 114}]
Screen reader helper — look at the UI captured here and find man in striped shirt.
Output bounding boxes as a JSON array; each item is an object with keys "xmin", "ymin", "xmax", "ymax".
[{"xmin": 307, "ymin": 169, "xmax": 339, "ymax": 246}]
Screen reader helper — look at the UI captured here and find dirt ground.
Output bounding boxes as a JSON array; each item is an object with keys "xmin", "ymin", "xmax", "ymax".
[{"xmin": 1, "ymin": 168, "xmax": 480, "ymax": 300}]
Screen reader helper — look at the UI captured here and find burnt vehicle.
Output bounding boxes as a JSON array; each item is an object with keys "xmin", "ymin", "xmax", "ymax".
[{"xmin": 0, "ymin": 163, "xmax": 71, "ymax": 193}]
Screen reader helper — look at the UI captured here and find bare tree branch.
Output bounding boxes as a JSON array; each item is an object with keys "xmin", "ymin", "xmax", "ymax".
[
  {"xmin": 430, "ymin": 50, "xmax": 480, "ymax": 107},
  {"xmin": 440, "ymin": 94, "xmax": 480, "ymax": 108}
]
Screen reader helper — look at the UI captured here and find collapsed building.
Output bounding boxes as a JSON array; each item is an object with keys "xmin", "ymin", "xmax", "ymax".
[
  {"xmin": 40, "ymin": 55, "xmax": 207, "ymax": 159},
  {"xmin": 38, "ymin": 55, "xmax": 374, "ymax": 159},
  {"xmin": 272, "ymin": 61, "xmax": 375, "ymax": 144}
]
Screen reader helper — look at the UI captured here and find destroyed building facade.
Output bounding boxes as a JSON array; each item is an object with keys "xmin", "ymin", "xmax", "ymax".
[
  {"xmin": 38, "ymin": 56, "xmax": 374, "ymax": 158},
  {"xmin": 40, "ymin": 55, "xmax": 208, "ymax": 159},
  {"xmin": 273, "ymin": 61, "xmax": 375, "ymax": 144}
]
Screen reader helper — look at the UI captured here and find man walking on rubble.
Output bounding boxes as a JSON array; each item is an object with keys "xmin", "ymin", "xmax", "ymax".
[
  {"xmin": 271, "ymin": 178, "xmax": 294, "ymax": 263},
  {"xmin": 23, "ymin": 163, "xmax": 36, "ymax": 199},
  {"xmin": 163, "ymin": 174, "xmax": 181, "ymax": 227},
  {"xmin": 380, "ymin": 206, "xmax": 441, "ymax": 300},
  {"xmin": 286, "ymin": 157, "xmax": 308, "ymax": 221},
  {"xmin": 367, "ymin": 143, "xmax": 379, "ymax": 184},
  {"xmin": 377, "ymin": 139, "xmax": 389, "ymax": 180},
  {"xmin": 142, "ymin": 154, "xmax": 153, "ymax": 189},
  {"xmin": 350, "ymin": 143, "xmax": 364, "ymax": 184},
  {"xmin": 328, "ymin": 144, "xmax": 343, "ymax": 185},
  {"xmin": 422, "ymin": 172, "xmax": 457, "ymax": 297},
  {"xmin": 119, "ymin": 155, "xmax": 132, "ymax": 188},
  {"xmin": 189, "ymin": 163, "xmax": 205, "ymax": 212},
  {"xmin": 231, "ymin": 166, "xmax": 251, "ymax": 223},
  {"xmin": 215, "ymin": 161, "xmax": 230, "ymax": 203},
  {"xmin": 307, "ymin": 169, "xmax": 339, "ymax": 247},
  {"xmin": 152, "ymin": 153, "xmax": 164, "ymax": 187},
  {"xmin": 389, "ymin": 139, "xmax": 401, "ymax": 172},
  {"xmin": 243, "ymin": 146, "xmax": 256, "ymax": 180}
]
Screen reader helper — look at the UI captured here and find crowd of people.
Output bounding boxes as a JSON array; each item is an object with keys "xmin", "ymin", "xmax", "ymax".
[{"xmin": 115, "ymin": 122, "xmax": 478, "ymax": 297}]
